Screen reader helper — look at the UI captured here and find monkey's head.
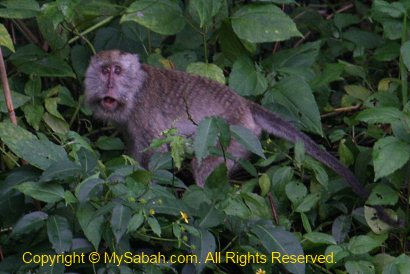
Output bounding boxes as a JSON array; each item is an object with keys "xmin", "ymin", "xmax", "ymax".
[{"xmin": 84, "ymin": 50, "xmax": 146, "ymax": 123}]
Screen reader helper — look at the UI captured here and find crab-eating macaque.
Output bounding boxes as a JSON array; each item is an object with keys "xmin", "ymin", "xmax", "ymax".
[{"xmin": 84, "ymin": 50, "xmax": 400, "ymax": 227}]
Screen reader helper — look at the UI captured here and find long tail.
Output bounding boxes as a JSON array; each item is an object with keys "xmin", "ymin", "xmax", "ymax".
[
  {"xmin": 250, "ymin": 102, "xmax": 369, "ymax": 198},
  {"xmin": 250, "ymin": 102, "xmax": 403, "ymax": 227}
]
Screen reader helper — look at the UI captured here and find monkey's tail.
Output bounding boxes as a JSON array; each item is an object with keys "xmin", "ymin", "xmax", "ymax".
[{"xmin": 250, "ymin": 103, "xmax": 402, "ymax": 227}]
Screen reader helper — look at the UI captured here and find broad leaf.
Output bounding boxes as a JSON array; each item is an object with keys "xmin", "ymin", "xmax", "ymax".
[
  {"xmin": 252, "ymin": 224, "xmax": 304, "ymax": 274},
  {"xmin": 356, "ymin": 107, "xmax": 403, "ymax": 124},
  {"xmin": 0, "ymin": 23, "xmax": 14, "ymax": 52},
  {"xmin": 190, "ymin": 0, "xmax": 222, "ymax": 28},
  {"xmin": 47, "ymin": 216, "xmax": 73, "ymax": 253},
  {"xmin": 0, "ymin": 121, "xmax": 68, "ymax": 170},
  {"xmin": 0, "ymin": 0, "xmax": 40, "ymax": 19},
  {"xmin": 231, "ymin": 4, "xmax": 301, "ymax": 43},
  {"xmin": 111, "ymin": 204, "xmax": 132, "ymax": 243},
  {"xmin": 193, "ymin": 117, "xmax": 218, "ymax": 163},
  {"xmin": 10, "ymin": 44, "xmax": 75, "ymax": 77},
  {"xmin": 186, "ymin": 62, "xmax": 225, "ymax": 84},
  {"xmin": 372, "ymin": 136, "xmax": 410, "ymax": 180},
  {"xmin": 121, "ymin": 0, "xmax": 185, "ymax": 35},
  {"xmin": 77, "ymin": 203, "xmax": 104, "ymax": 250},
  {"xmin": 15, "ymin": 182, "xmax": 65, "ymax": 203},
  {"xmin": 230, "ymin": 125, "xmax": 265, "ymax": 158},
  {"xmin": 229, "ymin": 56, "xmax": 267, "ymax": 96},
  {"xmin": 270, "ymin": 76, "xmax": 323, "ymax": 135},
  {"xmin": 12, "ymin": 211, "xmax": 48, "ymax": 236}
]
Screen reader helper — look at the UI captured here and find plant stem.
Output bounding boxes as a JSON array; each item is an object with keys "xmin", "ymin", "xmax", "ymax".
[
  {"xmin": 0, "ymin": 48, "xmax": 17, "ymax": 125},
  {"xmin": 68, "ymin": 16, "xmax": 114, "ymax": 45},
  {"xmin": 400, "ymin": 14, "xmax": 408, "ymax": 108},
  {"xmin": 203, "ymin": 26, "xmax": 208, "ymax": 63}
]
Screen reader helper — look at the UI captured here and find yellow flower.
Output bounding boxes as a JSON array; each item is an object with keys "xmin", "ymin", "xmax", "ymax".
[
  {"xmin": 256, "ymin": 268, "xmax": 266, "ymax": 274},
  {"xmin": 180, "ymin": 211, "xmax": 189, "ymax": 223},
  {"xmin": 149, "ymin": 208, "xmax": 155, "ymax": 215}
]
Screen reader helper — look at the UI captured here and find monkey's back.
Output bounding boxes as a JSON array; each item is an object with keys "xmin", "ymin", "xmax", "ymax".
[{"xmin": 131, "ymin": 65, "xmax": 259, "ymax": 136}]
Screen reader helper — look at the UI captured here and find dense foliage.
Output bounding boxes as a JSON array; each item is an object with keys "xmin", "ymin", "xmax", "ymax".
[{"xmin": 0, "ymin": 0, "xmax": 409, "ymax": 273}]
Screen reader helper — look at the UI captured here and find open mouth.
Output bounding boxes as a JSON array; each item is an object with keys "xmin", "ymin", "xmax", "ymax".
[{"xmin": 101, "ymin": 96, "xmax": 118, "ymax": 109}]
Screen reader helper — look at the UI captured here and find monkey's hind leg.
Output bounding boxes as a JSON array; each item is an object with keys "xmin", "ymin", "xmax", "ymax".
[{"xmin": 192, "ymin": 140, "xmax": 250, "ymax": 187}]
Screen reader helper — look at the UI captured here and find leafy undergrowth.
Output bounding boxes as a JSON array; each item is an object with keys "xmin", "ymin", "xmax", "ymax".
[{"xmin": 0, "ymin": 0, "xmax": 409, "ymax": 274}]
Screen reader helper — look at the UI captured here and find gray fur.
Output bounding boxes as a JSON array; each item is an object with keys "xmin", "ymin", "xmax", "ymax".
[
  {"xmin": 84, "ymin": 50, "xmax": 401, "ymax": 227},
  {"xmin": 84, "ymin": 50, "xmax": 363, "ymax": 193}
]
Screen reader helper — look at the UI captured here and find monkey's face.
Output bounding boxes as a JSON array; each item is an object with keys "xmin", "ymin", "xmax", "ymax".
[{"xmin": 84, "ymin": 50, "xmax": 146, "ymax": 123}]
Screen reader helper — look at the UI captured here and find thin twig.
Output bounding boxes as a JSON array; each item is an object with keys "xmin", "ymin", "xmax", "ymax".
[
  {"xmin": 0, "ymin": 47, "xmax": 17, "ymax": 125},
  {"xmin": 294, "ymin": 3, "xmax": 354, "ymax": 48},
  {"xmin": 68, "ymin": 16, "xmax": 114, "ymax": 45},
  {"xmin": 321, "ymin": 105, "xmax": 361, "ymax": 118},
  {"xmin": 268, "ymin": 192, "xmax": 279, "ymax": 224},
  {"xmin": 12, "ymin": 19, "xmax": 40, "ymax": 46}
]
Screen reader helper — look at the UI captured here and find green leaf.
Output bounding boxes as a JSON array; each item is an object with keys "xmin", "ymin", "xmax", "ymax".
[
  {"xmin": 367, "ymin": 184, "xmax": 399, "ymax": 206},
  {"xmin": 40, "ymin": 158, "xmax": 82, "ymax": 182},
  {"xmin": 10, "ymin": 44, "xmax": 75, "ymax": 77},
  {"xmin": 75, "ymin": 176, "xmax": 104, "ymax": 203},
  {"xmin": 198, "ymin": 206, "xmax": 224, "ymax": 228},
  {"xmin": 45, "ymin": 97, "xmax": 64, "ymax": 120},
  {"xmin": 229, "ymin": 56, "xmax": 268, "ymax": 96},
  {"xmin": 344, "ymin": 85, "xmax": 371, "ymax": 101},
  {"xmin": 191, "ymin": 229, "xmax": 216, "ymax": 273},
  {"xmin": 332, "ymin": 215, "xmax": 351, "ymax": 244},
  {"xmin": 12, "ymin": 211, "xmax": 48, "ymax": 236},
  {"xmin": 401, "ymin": 41, "xmax": 410, "ymax": 71},
  {"xmin": 189, "ymin": 0, "xmax": 222, "ymax": 28},
  {"xmin": 121, "ymin": 0, "xmax": 185, "ymax": 35},
  {"xmin": 96, "ymin": 136, "xmax": 125, "ymax": 150},
  {"xmin": 77, "ymin": 203, "xmax": 104, "ymax": 250},
  {"xmin": 338, "ymin": 139, "xmax": 354, "ymax": 167},
  {"xmin": 356, "ymin": 107, "xmax": 403, "ymax": 124},
  {"xmin": 304, "ymin": 232, "xmax": 336, "ymax": 245},
  {"xmin": 285, "ymin": 180, "xmax": 307, "ymax": 205},
  {"xmin": 231, "ymin": 4, "xmax": 301, "ymax": 43},
  {"xmin": 0, "ymin": 121, "xmax": 68, "ymax": 170},
  {"xmin": 147, "ymin": 216, "xmax": 161, "ymax": 237},
  {"xmin": 128, "ymin": 212, "xmax": 144, "ymax": 232},
  {"xmin": 345, "ymin": 260, "xmax": 375, "ymax": 274},
  {"xmin": 334, "ymin": 13, "xmax": 360, "ymax": 30},
  {"xmin": 186, "ymin": 62, "xmax": 225, "ymax": 84},
  {"xmin": 364, "ymin": 206, "xmax": 394, "ymax": 235},
  {"xmin": 271, "ymin": 76, "xmax": 323, "ymax": 135},
  {"xmin": 252, "ymin": 224, "xmax": 304, "ymax": 274},
  {"xmin": 304, "ymin": 158, "xmax": 328, "ymax": 188},
  {"xmin": 372, "ymin": 0, "xmax": 406, "ymax": 18},
  {"xmin": 295, "ymin": 193, "xmax": 320, "ymax": 213},
  {"xmin": 193, "ymin": 117, "xmax": 218, "ymax": 163},
  {"xmin": 43, "ymin": 112, "xmax": 69, "ymax": 134},
  {"xmin": 342, "ymin": 28, "xmax": 383, "ymax": 49},
  {"xmin": 47, "ymin": 216, "xmax": 73, "ymax": 253},
  {"xmin": 0, "ymin": 91, "xmax": 30, "ymax": 113},
  {"xmin": 242, "ymin": 192, "xmax": 270, "ymax": 218},
  {"xmin": 311, "ymin": 63, "xmax": 344, "ymax": 88},
  {"xmin": 258, "ymin": 173, "xmax": 271, "ymax": 197},
  {"xmin": 204, "ymin": 164, "xmax": 230, "ymax": 200},
  {"xmin": 230, "ymin": 125, "xmax": 265, "ymax": 158},
  {"xmin": 15, "ymin": 182, "xmax": 65, "ymax": 203},
  {"xmin": 348, "ymin": 235, "xmax": 381, "ymax": 254},
  {"xmin": 0, "ymin": 23, "xmax": 14, "ymax": 52},
  {"xmin": 111, "ymin": 204, "xmax": 132, "ymax": 243},
  {"xmin": 22, "ymin": 104, "xmax": 44, "ymax": 130},
  {"xmin": 0, "ymin": 0, "xmax": 40, "ymax": 19},
  {"xmin": 372, "ymin": 136, "xmax": 410, "ymax": 180}
]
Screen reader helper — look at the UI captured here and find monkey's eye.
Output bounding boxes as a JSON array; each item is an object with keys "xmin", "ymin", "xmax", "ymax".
[
  {"xmin": 114, "ymin": 65, "xmax": 122, "ymax": 75},
  {"xmin": 102, "ymin": 66, "xmax": 110, "ymax": 75}
]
